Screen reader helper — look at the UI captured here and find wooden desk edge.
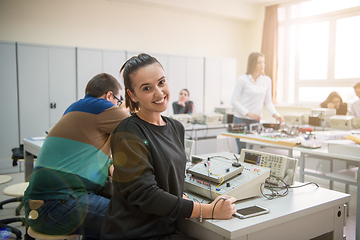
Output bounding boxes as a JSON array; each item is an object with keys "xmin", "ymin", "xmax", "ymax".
[{"xmin": 221, "ymin": 133, "xmax": 298, "ymax": 148}]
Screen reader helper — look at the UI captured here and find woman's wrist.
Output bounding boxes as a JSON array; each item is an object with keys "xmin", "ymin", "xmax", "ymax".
[
  {"xmin": 191, "ymin": 202, "xmax": 212, "ymax": 219},
  {"xmin": 200, "ymin": 203, "xmax": 212, "ymax": 219}
]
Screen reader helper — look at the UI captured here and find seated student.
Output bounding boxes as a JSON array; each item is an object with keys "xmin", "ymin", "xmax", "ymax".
[
  {"xmin": 350, "ymin": 82, "xmax": 360, "ymax": 117},
  {"xmin": 101, "ymin": 54, "xmax": 236, "ymax": 240},
  {"xmin": 173, "ymin": 88, "xmax": 194, "ymax": 114},
  {"xmin": 23, "ymin": 73, "xmax": 129, "ymax": 240},
  {"xmin": 320, "ymin": 91, "xmax": 347, "ymax": 115}
]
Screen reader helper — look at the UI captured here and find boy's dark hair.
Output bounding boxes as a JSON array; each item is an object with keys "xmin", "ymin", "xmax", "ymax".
[
  {"xmin": 120, "ymin": 53, "xmax": 162, "ymax": 113},
  {"xmin": 85, "ymin": 73, "xmax": 121, "ymax": 97}
]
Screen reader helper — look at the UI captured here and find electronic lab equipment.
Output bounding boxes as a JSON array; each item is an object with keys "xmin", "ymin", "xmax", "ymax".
[
  {"xmin": 239, "ymin": 149, "xmax": 298, "ymax": 186},
  {"xmin": 284, "ymin": 113, "xmax": 305, "ymax": 126},
  {"xmin": 227, "ymin": 123, "xmax": 246, "ymax": 133},
  {"xmin": 203, "ymin": 113, "xmax": 223, "ymax": 125},
  {"xmin": 309, "ymin": 108, "xmax": 336, "ymax": 127},
  {"xmin": 311, "ymin": 108, "xmax": 336, "ymax": 116},
  {"xmin": 249, "ymin": 123, "xmax": 262, "ymax": 132},
  {"xmin": 262, "ymin": 123, "xmax": 280, "ymax": 130},
  {"xmin": 189, "ymin": 113, "xmax": 205, "ymax": 124},
  {"xmin": 214, "ymin": 107, "xmax": 233, "ymax": 114},
  {"xmin": 169, "ymin": 114, "xmax": 192, "ymax": 126},
  {"xmin": 330, "ymin": 115, "xmax": 356, "ymax": 130},
  {"xmin": 354, "ymin": 117, "xmax": 360, "ymax": 128},
  {"xmin": 184, "ymin": 153, "xmax": 270, "ymax": 201},
  {"xmin": 214, "ymin": 107, "xmax": 234, "ymax": 124}
]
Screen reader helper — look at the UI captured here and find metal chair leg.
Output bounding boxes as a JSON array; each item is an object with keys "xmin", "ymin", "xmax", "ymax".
[{"xmin": 0, "ymin": 220, "xmax": 23, "ymax": 239}]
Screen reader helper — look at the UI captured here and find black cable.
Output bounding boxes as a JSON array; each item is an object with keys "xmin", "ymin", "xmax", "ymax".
[
  {"xmin": 207, "ymin": 155, "xmax": 231, "ymax": 161},
  {"xmin": 260, "ymin": 175, "xmax": 319, "ymax": 200},
  {"xmin": 288, "ymin": 181, "xmax": 319, "ymax": 188},
  {"xmin": 207, "ymin": 160, "xmax": 212, "ymax": 201},
  {"xmin": 260, "ymin": 181, "xmax": 289, "ymax": 200},
  {"xmin": 211, "ymin": 197, "xmax": 228, "ymax": 219}
]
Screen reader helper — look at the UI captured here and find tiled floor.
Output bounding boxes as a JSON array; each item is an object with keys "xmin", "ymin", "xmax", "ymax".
[{"xmin": 0, "ymin": 147, "xmax": 357, "ymax": 239}]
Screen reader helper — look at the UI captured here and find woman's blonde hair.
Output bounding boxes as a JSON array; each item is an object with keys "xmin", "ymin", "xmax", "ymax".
[{"xmin": 246, "ymin": 52, "xmax": 264, "ymax": 75}]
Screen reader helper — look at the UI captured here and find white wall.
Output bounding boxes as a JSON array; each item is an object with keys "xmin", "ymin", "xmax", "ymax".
[{"xmin": 0, "ymin": 0, "xmax": 265, "ymax": 76}]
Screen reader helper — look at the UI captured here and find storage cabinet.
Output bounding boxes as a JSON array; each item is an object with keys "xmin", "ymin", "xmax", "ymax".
[
  {"xmin": 168, "ymin": 55, "xmax": 204, "ymax": 115},
  {"xmin": 204, "ymin": 57, "xmax": 237, "ymax": 113},
  {"xmin": 48, "ymin": 47, "xmax": 77, "ymax": 126},
  {"xmin": 0, "ymin": 41, "xmax": 19, "ymax": 161},
  {"xmin": 168, "ymin": 55, "xmax": 187, "ymax": 115},
  {"xmin": 17, "ymin": 43, "xmax": 76, "ymax": 140},
  {"xmin": 186, "ymin": 57, "xmax": 204, "ymax": 113},
  {"xmin": 77, "ymin": 48, "xmax": 126, "ymax": 99},
  {"xmin": 5, "ymin": 42, "xmax": 236, "ymax": 152}
]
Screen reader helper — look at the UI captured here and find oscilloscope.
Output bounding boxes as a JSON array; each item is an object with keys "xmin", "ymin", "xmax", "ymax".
[{"xmin": 239, "ymin": 149, "xmax": 298, "ymax": 186}]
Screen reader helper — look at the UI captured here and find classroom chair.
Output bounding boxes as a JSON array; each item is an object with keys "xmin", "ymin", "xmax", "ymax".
[
  {"xmin": 0, "ymin": 176, "xmax": 26, "ymax": 239},
  {"xmin": 0, "ymin": 182, "xmax": 29, "ymax": 215},
  {"xmin": 27, "ymin": 227, "xmax": 80, "ymax": 240}
]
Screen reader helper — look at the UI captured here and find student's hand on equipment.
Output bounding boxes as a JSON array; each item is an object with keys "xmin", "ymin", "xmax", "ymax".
[
  {"xmin": 210, "ymin": 195, "xmax": 236, "ymax": 219},
  {"xmin": 247, "ymin": 112, "xmax": 261, "ymax": 121},
  {"xmin": 273, "ymin": 114, "xmax": 284, "ymax": 128}
]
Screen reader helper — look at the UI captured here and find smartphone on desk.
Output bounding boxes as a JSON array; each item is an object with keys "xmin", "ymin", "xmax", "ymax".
[{"xmin": 233, "ymin": 205, "xmax": 270, "ymax": 219}]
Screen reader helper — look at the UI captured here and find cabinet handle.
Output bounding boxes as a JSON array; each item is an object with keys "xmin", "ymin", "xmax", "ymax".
[{"xmin": 50, "ymin": 103, "xmax": 57, "ymax": 109}]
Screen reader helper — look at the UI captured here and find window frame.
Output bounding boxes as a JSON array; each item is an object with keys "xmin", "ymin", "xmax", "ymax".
[{"xmin": 277, "ymin": 1, "xmax": 360, "ymax": 106}]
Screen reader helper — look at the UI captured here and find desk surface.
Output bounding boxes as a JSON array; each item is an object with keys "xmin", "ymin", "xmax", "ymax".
[
  {"xmin": 185, "ymin": 124, "xmax": 227, "ymax": 130},
  {"xmin": 220, "ymin": 132, "xmax": 359, "ymax": 239},
  {"xmin": 222, "ymin": 130, "xmax": 353, "ymax": 148},
  {"xmin": 180, "ymin": 184, "xmax": 350, "ymax": 240},
  {"xmin": 222, "ymin": 132, "xmax": 299, "ymax": 147},
  {"xmin": 23, "ymin": 137, "xmax": 44, "ymax": 156},
  {"xmin": 23, "ymin": 138, "xmax": 44, "ymax": 181},
  {"xmin": 293, "ymin": 146, "xmax": 360, "ymax": 162}
]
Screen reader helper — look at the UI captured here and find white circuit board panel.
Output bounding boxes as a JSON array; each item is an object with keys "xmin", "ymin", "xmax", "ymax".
[
  {"xmin": 185, "ymin": 156, "xmax": 270, "ymax": 201},
  {"xmin": 187, "ymin": 157, "xmax": 244, "ymax": 183}
]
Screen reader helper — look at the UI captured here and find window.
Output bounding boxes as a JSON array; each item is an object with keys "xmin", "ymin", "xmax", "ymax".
[
  {"xmin": 335, "ymin": 15, "xmax": 360, "ymax": 79},
  {"xmin": 277, "ymin": 0, "xmax": 360, "ymax": 105}
]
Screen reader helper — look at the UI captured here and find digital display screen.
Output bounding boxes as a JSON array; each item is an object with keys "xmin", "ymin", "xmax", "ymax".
[
  {"xmin": 236, "ymin": 206, "xmax": 267, "ymax": 216},
  {"xmin": 244, "ymin": 152, "xmax": 261, "ymax": 165}
]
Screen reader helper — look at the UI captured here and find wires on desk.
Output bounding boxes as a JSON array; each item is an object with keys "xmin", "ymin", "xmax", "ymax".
[{"xmin": 260, "ymin": 175, "xmax": 319, "ymax": 200}]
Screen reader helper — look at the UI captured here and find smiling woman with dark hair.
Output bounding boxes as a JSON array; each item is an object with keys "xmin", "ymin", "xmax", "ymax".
[{"xmin": 101, "ymin": 53, "xmax": 236, "ymax": 240}]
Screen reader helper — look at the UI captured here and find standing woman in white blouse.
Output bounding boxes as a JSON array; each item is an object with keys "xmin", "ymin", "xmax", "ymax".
[{"xmin": 231, "ymin": 52, "xmax": 283, "ymax": 154}]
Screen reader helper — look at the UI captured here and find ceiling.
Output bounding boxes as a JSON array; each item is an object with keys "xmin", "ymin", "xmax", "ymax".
[
  {"xmin": 109, "ymin": 0, "xmax": 292, "ymax": 21},
  {"xmin": 235, "ymin": 0, "xmax": 285, "ymax": 3}
]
